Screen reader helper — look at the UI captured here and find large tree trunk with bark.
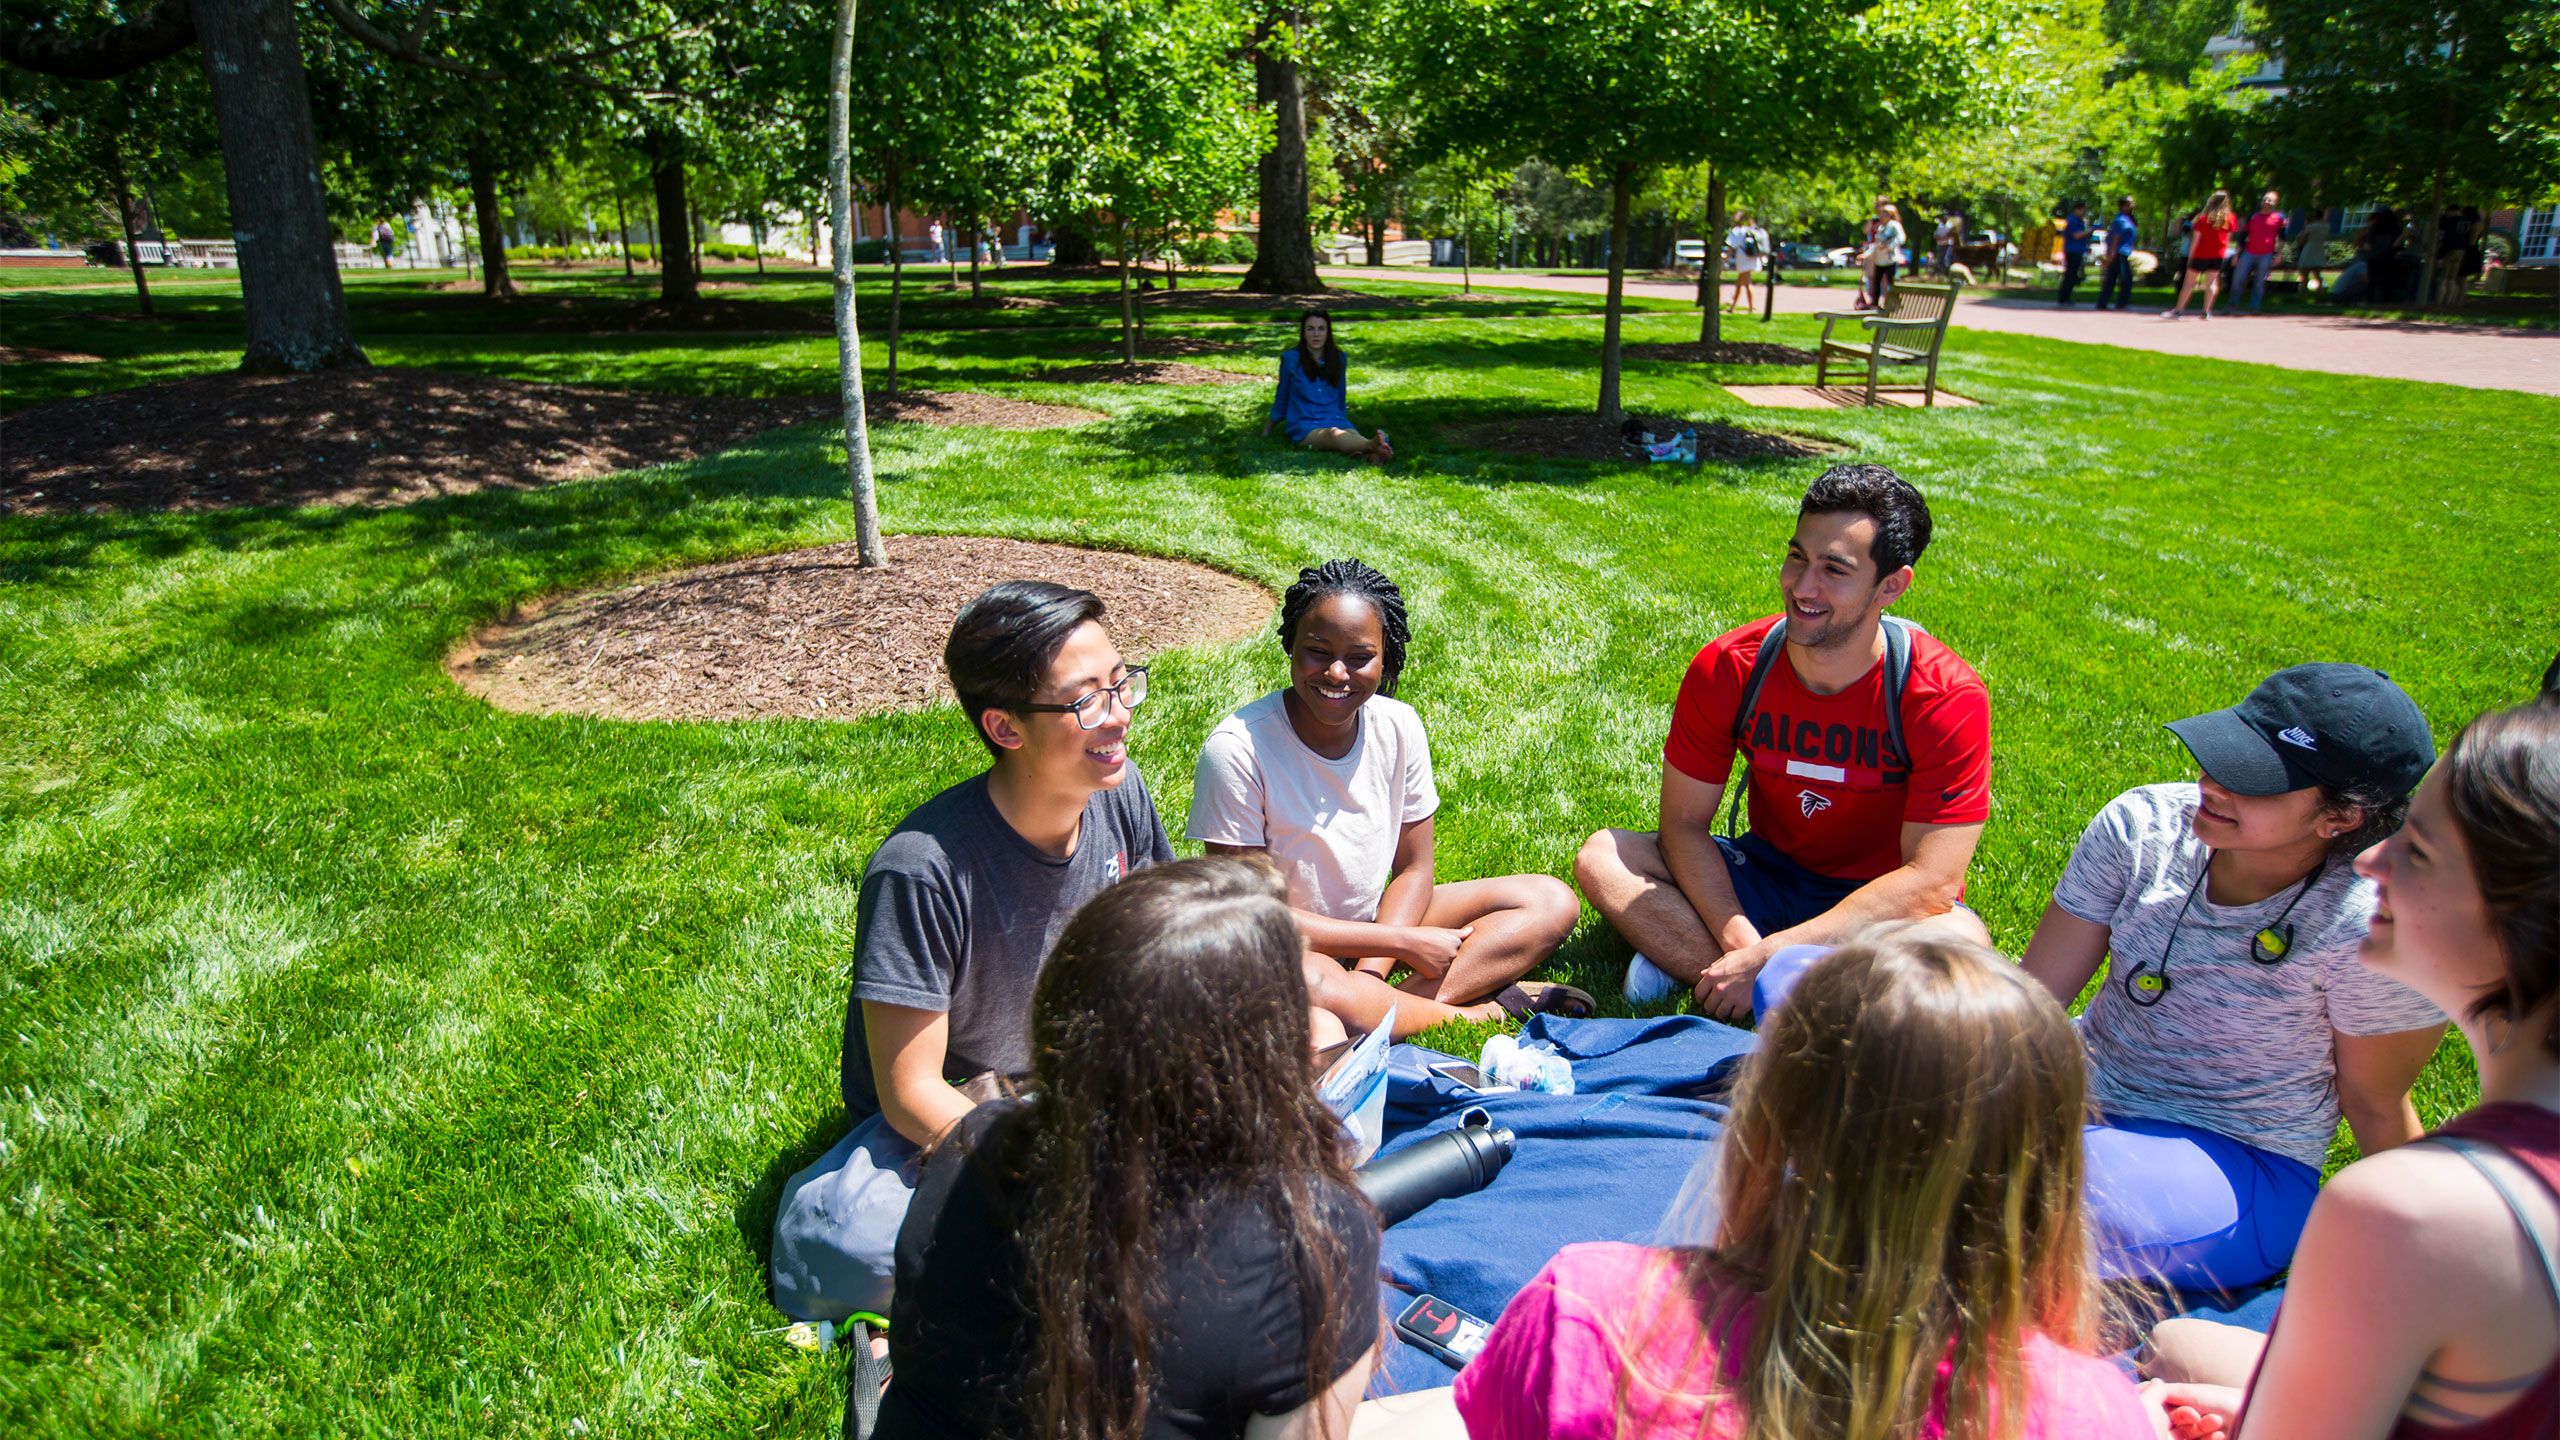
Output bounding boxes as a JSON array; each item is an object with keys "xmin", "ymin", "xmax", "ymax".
[
  {"xmin": 648, "ymin": 135, "xmax": 697, "ymax": 304},
  {"xmin": 191, "ymin": 0, "xmax": 363, "ymax": 372},
  {"xmin": 1698, "ymin": 170, "xmax": 1726, "ymax": 344},
  {"xmin": 1596, "ymin": 164, "xmax": 1633, "ymax": 418},
  {"xmin": 828, "ymin": 0, "xmax": 885, "ymax": 565},
  {"xmin": 468, "ymin": 145, "xmax": 515, "ymax": 297},
  {"xmin": 1239, "ymin": 19, "xmax": 1321, "ymax": 294},
  {"xmin": 1365, "ymin": 218, "xmax": 1384, "ymax": 266}
]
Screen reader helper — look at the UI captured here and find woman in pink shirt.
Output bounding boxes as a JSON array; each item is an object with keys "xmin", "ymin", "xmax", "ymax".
[{"xmin": 1453, "ymin": 932, "xmax": 2157, "ymax": 1440}]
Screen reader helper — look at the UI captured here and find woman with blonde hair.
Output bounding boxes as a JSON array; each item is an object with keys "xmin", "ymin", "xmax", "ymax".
[
  {"xmin": 1453, "ymin": 932, "xmax": 2156, "ymax": 1440},
  {"xmin": 1863, "ymin": 199, "xmax": 1907, "ymax": 309},
  {"xmin": 2163, "ymin": 190, "xmax": 2238, "ymax": 319}
]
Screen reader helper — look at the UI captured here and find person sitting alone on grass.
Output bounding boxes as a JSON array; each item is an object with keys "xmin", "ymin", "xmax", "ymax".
[
  {"xmin": 2143, "ymin": 681, "xmax": 2560, "ymax": 1440},
  {"xmin": 1187, "ymin": 558, "xmax": 1590, "ymax": 1043},
  {"xmin": 1263, "ymin": 309, "xmax": 1393, "ymax": 465},
  {"xmin": 1453, "ymin": 932, "xmax": 2160, "ymax": 1440},
  {"xmin": 2016, "ymin": 663, "xmax": 2445, "ymax": 1297},
  {"xmin": 1573, "ymin": 464, "xmax": 1994, "ymax": 1021},
  {"xmin": 768, "ymin": 580, "xmax": 1174, "ymax": 1326},
  {"xmin": 877, "ymin": 857, "xmax": 1380, "ymax": 1440}
]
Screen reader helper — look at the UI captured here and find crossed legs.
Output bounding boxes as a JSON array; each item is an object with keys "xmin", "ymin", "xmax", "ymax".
[{"xmin": 1305, "ymin": 874, "xmax": 1579, "ymax": 1039}]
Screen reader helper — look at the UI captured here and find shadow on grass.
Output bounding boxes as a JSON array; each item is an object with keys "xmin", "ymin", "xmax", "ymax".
[{"xmin": 734, "ymin": 1105, "xmax": 852, "ymax": 1275}]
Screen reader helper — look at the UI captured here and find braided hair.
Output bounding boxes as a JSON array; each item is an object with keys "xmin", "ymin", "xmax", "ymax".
[{"xmin": 1278, "ymin": 558, "xmax": 1410, "ymax": 697}]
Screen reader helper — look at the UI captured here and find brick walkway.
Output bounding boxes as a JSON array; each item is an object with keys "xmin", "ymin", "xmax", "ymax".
[{"xmin": 1308, "ymin": 265, "xmax": 2560, "ymax": 397}]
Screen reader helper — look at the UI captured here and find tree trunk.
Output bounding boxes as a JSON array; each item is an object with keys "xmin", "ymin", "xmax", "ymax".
[
  {"xmin": 1050, "ymin": 218, "xmax": 1099, "ymax": 267},
  {"xmin": 884, "ymin": 165, "xmax": 904, "ymax": 395},
  {"xmin": 649, "ymin": 137, "xmax": 697, "ymax": 303},
  {"xmin": 190, "ymin": 0, "xmax": 363, "ymax": 372},
  {"xmin": 829, "ymin": 0, "xmax": 886, "ymax": 565},
  {"xmin": 615, "ymin": 191, "xmax": 633, "ymax": 277},
  {"xmin": 1239, "ymin": 16, "xmax": 1322, "ymax": 294},
  {"xmin": 468, "ymin": 145, "xmax": 515, "ymax": 298},
  {"xmin": 1163, "ymin": 224, "xmax": 1177, "ymax": 293},
  {"xmin": 1118, "ymin": 220, "xmax": 1137, "ymax": 364},
  {"xmin": 752, "ymin": 208, "xmax": 767, "ymax": 274},
  {"xmin": 1699, "ymin": 170, "xmax": 1726, "ymax": 344},
  {"xmin": 1597, "ymin": 163, "xmax": 1633, "ymax": 418},
  {"xmin": 103, "ymin": 134, "xmax": 154, "ymax": 318},
  {"xmin": 1460, "ymin": 196, "xmax": 1472, "ymax": 293},
  {"xmin": 945, "ymin": 217, "xmax": 959, "ymax": 289},
  {"xmin": 969, "ymin": 233, "xmax": 982, "ymax": 299},
  {"xmin": 1366, "ymin": 217, "xmax": 1384, "ymax": 267},
  {"xmin": 458, "ymin": 200, "xmax": 472, "ymax": 279}
]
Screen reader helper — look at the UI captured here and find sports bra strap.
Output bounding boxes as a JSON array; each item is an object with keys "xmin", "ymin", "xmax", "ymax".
[{"xmin": 2436, "ymin": 1135, "xmax": 2560, "ymax": 1308}]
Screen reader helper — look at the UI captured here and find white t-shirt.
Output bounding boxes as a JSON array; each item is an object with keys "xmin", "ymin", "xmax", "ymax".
[
  {"xmin": 1185, "ymin": 691, "xmax": 1440, "ymax": 923},
  {"xmin": 2054, "ymin": 783, "xmax": 2445, "ymax": 1168},
  {"xmin": 1723, "ymin": 226, "xmax": 1767, "ymax": 270}
]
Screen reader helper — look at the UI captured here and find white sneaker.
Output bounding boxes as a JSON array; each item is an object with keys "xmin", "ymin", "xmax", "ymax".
[{"xmin": 1623, "ymin": 952, "xmax": 1680, "ymax": 1004}]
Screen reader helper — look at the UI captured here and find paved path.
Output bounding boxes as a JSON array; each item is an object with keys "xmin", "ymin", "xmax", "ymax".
[{"xmin": 1307, "ymin": 265, "xmax": 2560, "ymax": 397}]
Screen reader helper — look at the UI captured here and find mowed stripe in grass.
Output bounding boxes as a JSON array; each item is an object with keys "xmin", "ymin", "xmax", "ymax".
[{"xmin": 4, "ymin": 277, "xmax": 2557, "ymax": 1435}]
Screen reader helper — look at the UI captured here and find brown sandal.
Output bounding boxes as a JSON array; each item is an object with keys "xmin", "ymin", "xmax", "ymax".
[{"xmin": 1493, "ymin": 981, "xmax": 1597, "ymax": 1021}]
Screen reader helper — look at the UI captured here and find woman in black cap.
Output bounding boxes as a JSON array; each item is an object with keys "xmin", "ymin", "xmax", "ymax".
[{"xmin": 2017, "ymin": 663, "xmax": 2445, "ymax": 1293}]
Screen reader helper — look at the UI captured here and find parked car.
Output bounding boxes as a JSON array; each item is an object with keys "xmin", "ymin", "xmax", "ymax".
[
  {"xmin": 1781, "ymin": 241, "xmax": 1834, "ymax": 268},
  {"xmin": 1673, "ymin": 239, "xmax": 1707, "ymax": 267}
]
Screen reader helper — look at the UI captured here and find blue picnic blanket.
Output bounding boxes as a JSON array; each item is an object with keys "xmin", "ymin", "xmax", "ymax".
[
  {"xmin": 1364, "ymin": 1014, "xmax": 2287, "ymax": 1396},
  {"xmin": 1368, "ymin": 1015, "xmax": 1753, "ymax": 1395}
]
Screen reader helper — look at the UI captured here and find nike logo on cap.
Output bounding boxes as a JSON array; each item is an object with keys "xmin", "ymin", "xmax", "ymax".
[{"xmin": 2278, "ymin": 726, "xmax": 2317, "ymax": 750}]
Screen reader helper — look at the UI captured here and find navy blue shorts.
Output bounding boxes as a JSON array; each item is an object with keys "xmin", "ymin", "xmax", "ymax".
[{"xmin": 1714, "ymin": 831, "xmax": 1863, "ymax": 935}]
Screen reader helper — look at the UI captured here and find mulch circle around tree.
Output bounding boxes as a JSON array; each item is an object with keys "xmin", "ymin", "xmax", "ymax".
[
  {"xmin": 1621, "ymin": 340, "xmax": 1820, "ymax": 366},
  {"xmin": 448, "ymin": 534, "xmax": 1277, "ymax": 723},
  {"xmin": 1439, "ymin": 411, "xmax": 1849, "ymax": 465},
  {"xmin": 0, "ymin": 345, "xmax": 103, "ymax": 365},
  {"xmin": 867, "ymin": 390, "xmax": 1104, "ymax": 428},
  {"xmin": 1038, "ymin": 361, "xmax": 1260, "ymax": 386},
  {"xmin": 0, "ymin": 369, "xmax": 834, "ymax": 514},
  {"xmin": 1067, "ymin": 334, "xmax": 1248, "ymax": 359}
]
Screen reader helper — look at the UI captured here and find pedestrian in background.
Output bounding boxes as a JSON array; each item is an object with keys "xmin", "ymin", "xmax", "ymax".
[
  {"xmin": 2056, "ymin": 200, "xmax": 2093, "ymax": 307},
  {"xmin": 2292, "ymin": 208, "xmax": 2333, "ymax": 295},
  {"xmin": 2234, "ymin": 190, "xmax": 2285, "ymax": 312},
  {"xmin": 2096, "ymin": 196, "xmax": 2140, "ymax": 311},
  {"xmin": 2162, "ymin": 190, "xmax": 2236, "ymax": 320}
]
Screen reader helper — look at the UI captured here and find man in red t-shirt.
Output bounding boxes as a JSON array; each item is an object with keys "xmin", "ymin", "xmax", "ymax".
[
  {"xmin": 1574, "ymin": 464, "xmax": 1993, "ymax": 1019},
  {"xmin": 2235, "ymin": 189, "xmax": 2286, "ymax": 313}
]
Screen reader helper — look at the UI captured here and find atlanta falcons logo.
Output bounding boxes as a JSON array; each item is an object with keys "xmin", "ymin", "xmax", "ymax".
[{"xmin": 1798, "ymin": 789, "xmax": 1833, "ymax": 819}]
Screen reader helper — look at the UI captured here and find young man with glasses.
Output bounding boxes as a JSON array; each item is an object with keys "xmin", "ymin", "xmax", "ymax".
[
  {"xmin": 771, "ymin": 581, "xmax": 1173, "ymax": 1324},
  {"xmin": 1574, "ymin": 465, "xmax": 1994, "ymax": 1022}
]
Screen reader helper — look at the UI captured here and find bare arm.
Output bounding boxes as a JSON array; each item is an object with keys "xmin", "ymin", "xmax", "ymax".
[
  {"xmin": 2020, "ymin": 899, "xmax": 2114, "ymax": 1008},
  {"xmin": 863, "ymin": 1001, "xmax": 976, "ymax": 1148},
  {"xmin": 1656, "ymin": 766, "xmax": 1755, "ymax": 952},
  {"xmin": 1206, "ymin": 825, "xmax": 1461, "ymax": 969},
  {"xmin": 2333, "ymin": 1025, "xmax": 2447, "ymax": 1156},
  {"xmin": 2210, "ymin": 1152, "xmax": 2473, "ymax": 1439},
  {"xmin": 1695, "ymin": 820, "xmax": 1984, "ymax": 1017},
  {"xmin": 1244, "ymin": 1341, "xmax": 1377, "ymax": 1440}
]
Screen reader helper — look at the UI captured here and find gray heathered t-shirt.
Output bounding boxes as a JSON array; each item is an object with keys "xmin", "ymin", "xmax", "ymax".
[
  {"xmin": 2057, "ymin": 782, "xmax": 2444, "ymax": 1168},
  {"xmin": 839, "ymin": 766, "xmax": 1174, "ymax": 1119}
]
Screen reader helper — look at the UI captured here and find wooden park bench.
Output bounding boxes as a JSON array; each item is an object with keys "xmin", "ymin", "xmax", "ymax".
[{"xmin": 1813, "ymin": 281, "xmax": 1958, "ymax": 407}]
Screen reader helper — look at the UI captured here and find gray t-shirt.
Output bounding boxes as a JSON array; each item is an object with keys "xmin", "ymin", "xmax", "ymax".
[
  {"xmin": 839, "ymin": 766, "xmax": 1174, "ymax": 1119},
  {"xmin": 2056, "ymin": 782, "xmax": 2443, "ymax": 1167}
]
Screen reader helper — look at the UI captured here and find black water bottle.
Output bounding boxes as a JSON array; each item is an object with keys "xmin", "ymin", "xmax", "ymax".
[{"xmin": 1354, "ymin": 1107, "xmax": 1516, "ymax": 1228}]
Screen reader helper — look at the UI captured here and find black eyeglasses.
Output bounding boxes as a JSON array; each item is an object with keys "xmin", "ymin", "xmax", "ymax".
[{"xmin": 1021, "ymin": 666, "xmax": 1148, "ymax": 730}]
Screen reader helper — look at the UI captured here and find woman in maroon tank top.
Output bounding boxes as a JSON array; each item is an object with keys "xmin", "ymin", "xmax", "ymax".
[{"xmin": 2141, "ymin": 685, "xmax": 2560, "ymax": 1438}]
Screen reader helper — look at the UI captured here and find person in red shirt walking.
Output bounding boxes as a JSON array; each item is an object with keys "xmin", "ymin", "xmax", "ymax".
[
  {"xmin": 1573, "ymin": 464, "xmax": 1994, "ymax": 1020},
  {"xmin": 2234, "ymin": 190, "xmax": 2288, "ymax": 313},
  {"xmin": 2164, "ymin": 190, "xmax": 2239, "ymax": 320}
]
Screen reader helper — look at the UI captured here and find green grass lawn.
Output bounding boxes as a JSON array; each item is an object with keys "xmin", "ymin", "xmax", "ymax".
[{"xmin": 4, "ymin": 269, "xmax": 2556, "ymax": 1437}]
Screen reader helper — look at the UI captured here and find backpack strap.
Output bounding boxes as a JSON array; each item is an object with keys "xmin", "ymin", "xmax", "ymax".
[
  {"xmin": 1722, "ymin": 620, "xmax": 1790, "ymax": 838},
  {"xmin": 1720, "ymin": 616, "xmax": 1921, "ymax": 837},
  {"xmin": 1880, "ymin": 616, "xmax": 1915, "ymax": 779}
]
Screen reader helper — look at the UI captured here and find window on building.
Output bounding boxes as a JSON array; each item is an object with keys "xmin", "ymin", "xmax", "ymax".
[
  {"xmin": 2523, "ymin": 206, "xmax": 2559, "ymax": 263},
  {"xmin": 2335, "ymin": 203, "xmax": 2375, "ymax": 238}
]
